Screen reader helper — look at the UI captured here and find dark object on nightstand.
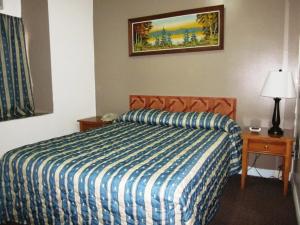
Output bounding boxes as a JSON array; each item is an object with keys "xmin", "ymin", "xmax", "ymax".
[
  {"xmin": 268, "ymin": 97, "xmax": 283, "ymax": 136},
  {"xmin": 77, "ymin": 116, "xmax": 112, "ymax": 132}
]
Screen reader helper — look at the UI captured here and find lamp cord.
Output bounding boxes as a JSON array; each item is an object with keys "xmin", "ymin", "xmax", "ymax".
[{"xmin": 247, "ymin": 154, "xmax": 282, "ymax": 179}]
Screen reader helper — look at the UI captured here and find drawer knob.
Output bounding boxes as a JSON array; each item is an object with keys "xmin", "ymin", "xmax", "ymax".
[{"xmin": 264, "ymin": 145, "xmax": 269, "ymax": 150}]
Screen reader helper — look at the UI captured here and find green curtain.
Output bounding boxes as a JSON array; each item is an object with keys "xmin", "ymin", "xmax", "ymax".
[{"xmin": 0, "ymin": 13, "xmax": 34, "ymax": 121}]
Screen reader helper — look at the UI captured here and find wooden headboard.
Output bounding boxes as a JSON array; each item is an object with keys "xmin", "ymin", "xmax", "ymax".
[{"xmin": 129, "ymin": 95, "xmax": 237, "ymax": 120}]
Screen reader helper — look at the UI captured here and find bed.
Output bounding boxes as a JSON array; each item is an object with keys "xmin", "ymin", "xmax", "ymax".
[{"xmin": 0, "ymin": 95, "xmax": 242, "ymax": 225}]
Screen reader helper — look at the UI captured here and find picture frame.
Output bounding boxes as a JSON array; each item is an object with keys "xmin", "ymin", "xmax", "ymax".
[{"xmin": 128, "ymin": 5, "xmax": 224, "ymax": 56}]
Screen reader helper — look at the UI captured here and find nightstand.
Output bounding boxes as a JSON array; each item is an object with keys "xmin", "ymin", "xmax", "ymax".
[
  {"xmin": 77, "ymin": 116, "xmax": 112, "ymax": 132},
  {"xmin": 241, "ymin": 128, "xmax": 294, "ymax": 196}
]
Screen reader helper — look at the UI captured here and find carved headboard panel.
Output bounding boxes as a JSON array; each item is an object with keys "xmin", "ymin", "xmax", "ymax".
[{"xmin": 129, "ymin": 95, "xmax": 237, "ymax": 120}]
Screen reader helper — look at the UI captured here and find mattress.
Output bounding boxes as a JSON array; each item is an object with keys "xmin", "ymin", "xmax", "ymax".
[{"xmin": 0, "ymin": 110, "xmax": 242, "ymax": 225}]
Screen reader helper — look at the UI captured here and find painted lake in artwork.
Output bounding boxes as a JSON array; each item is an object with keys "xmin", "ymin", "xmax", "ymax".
[{"xmin": 131, "ymin": 11, "xmax": 220, "ymax": 53}]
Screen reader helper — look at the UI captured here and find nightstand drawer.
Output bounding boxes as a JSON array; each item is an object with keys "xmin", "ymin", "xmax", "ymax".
[
  {"xmin": 248, "ymin": 140, "xmax": 286, "ymax": 155},
  {"xmin": 78, "ymin": 116, "xmax": 112, "ymax": 132},
  {"xmin": 81, "ymin": 123, "xmax": 103, "ymax": 131}
]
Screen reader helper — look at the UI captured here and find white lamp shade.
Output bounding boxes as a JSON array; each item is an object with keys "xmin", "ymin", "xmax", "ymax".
[{"xmin": 261, "ymin": 70, "xmax": 296, "ymax": 98}]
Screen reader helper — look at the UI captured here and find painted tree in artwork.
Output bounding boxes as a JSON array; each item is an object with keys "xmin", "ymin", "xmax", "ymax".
[
  {"xmin": 196, "ymin": 12, "xmax": 218, "ymax": 40},
  {"xmin": 160, "ymin": 28, "xmax": 168, "ymax": 47},
  {"xmin": 183, "ymin": 30, "xmax": 190, "ymax": 45},
  {"xmin": 167, "ymin": 33, "xmax": 172, "ymax": 47},
  {"xmin": 133, "ymin": 21, "xmax": 153, "ymax": 49},
  {"xmin": 190, "ymin": 32, "xmax": 197, "ymax": 45},
  {"xmin": 154, "ymin": 36, "xmax": 160, "ymax": 47}
]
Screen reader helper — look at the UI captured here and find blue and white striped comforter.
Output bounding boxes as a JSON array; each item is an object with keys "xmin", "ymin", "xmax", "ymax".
[{"xmin": 0, "ymin": 112, "xmax": 242, "ymax": 225}]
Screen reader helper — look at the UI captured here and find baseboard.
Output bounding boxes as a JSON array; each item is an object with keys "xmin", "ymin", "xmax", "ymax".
[{"xmin": 291, "ymin": 174, "xmax": 300, "ymax": 225}]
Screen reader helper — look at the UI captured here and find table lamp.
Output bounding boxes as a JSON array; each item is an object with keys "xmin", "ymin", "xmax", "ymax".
[{"xmin": 261, "ymin": 69, "xmax": 296, "ymax": 136}]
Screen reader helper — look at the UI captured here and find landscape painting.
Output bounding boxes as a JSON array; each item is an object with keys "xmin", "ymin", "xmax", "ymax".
[{"xmin": 128, "ymin": 5, "xmax": 224, "ymax": 56}]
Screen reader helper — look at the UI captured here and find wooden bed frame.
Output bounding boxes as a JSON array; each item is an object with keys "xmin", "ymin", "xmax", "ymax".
[{"xmin": 129, "ymin": 95, "xmax": 237, "ymax": 120}]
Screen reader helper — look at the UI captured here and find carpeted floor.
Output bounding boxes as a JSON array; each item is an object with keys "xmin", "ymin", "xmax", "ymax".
[
  {"xmin": 1, "ymin": 175, "xmax": 297, "ymax": 225},
  {"xmin": 210, "ymin": 175, "xmax": 298, "ymax": 225}
]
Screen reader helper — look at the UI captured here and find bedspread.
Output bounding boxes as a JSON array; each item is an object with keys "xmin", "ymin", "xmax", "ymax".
[{"xmin": 0, "ymin": 112, "xmax": 241, "ymax": 225}]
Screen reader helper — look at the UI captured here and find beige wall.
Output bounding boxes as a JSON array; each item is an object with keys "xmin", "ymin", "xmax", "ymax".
[
  {"xmin": 22, "ymin": 0, "xmax": 53, "ymax": 113},
  {"xmin": 94, "ymin": 0, "xmax": 293, "ymax": 170}
]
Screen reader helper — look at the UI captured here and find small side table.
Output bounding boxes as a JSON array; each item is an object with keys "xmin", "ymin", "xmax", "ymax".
[
  {"xmin": 241, "ymin": 128, "xmax": 294, "ymax": 196},
  {"xmin": 77, "ymin": 116, "xmax": 112, "ymax": 132}
]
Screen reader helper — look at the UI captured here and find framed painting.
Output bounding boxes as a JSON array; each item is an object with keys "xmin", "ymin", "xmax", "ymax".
[{"xmin": 128, "ymin": 5, "xmax": 224, "ymax": 56}]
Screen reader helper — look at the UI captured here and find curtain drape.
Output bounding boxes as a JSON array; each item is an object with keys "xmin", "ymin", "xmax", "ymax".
[{"xmin": 0, "ymin": 13, "xmax": 34, "ymax": 121}]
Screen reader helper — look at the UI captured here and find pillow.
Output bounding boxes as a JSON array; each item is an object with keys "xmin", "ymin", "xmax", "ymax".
[
  {"xmin": 118, "ymin": 108, "xmax": 177, "ymax": 126},
  {"xmin": 118, "ymin": 108, "xmax": 240, "ymax": 134}
]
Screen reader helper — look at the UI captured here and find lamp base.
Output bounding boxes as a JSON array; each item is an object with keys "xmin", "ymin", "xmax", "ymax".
[
  {"xmin": 268, "ymin": 97, "xmax": 283, "ymax": 137},
  {"xmin": 268, "ymin": 126, "xmax": 283, "ymax": 136}
]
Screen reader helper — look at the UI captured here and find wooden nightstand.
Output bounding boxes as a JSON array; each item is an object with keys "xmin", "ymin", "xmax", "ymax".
[
  {"xmin": 77, "ymin": 116, "xmax": 112, "ymax": 132},
  {"xmin": 241, "ymin": 128, "xmax": 294, "ymax": 196}
]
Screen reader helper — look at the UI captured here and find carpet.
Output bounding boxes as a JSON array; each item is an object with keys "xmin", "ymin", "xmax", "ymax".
[{"xmin": 210, "ymin": 175, "xmax": 297, "ymax": 225}]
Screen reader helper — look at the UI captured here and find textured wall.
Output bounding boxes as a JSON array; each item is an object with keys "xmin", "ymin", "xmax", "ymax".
[{"xmin": 94, "ymin": 0, "xmax": 291, "ymax": 170}]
